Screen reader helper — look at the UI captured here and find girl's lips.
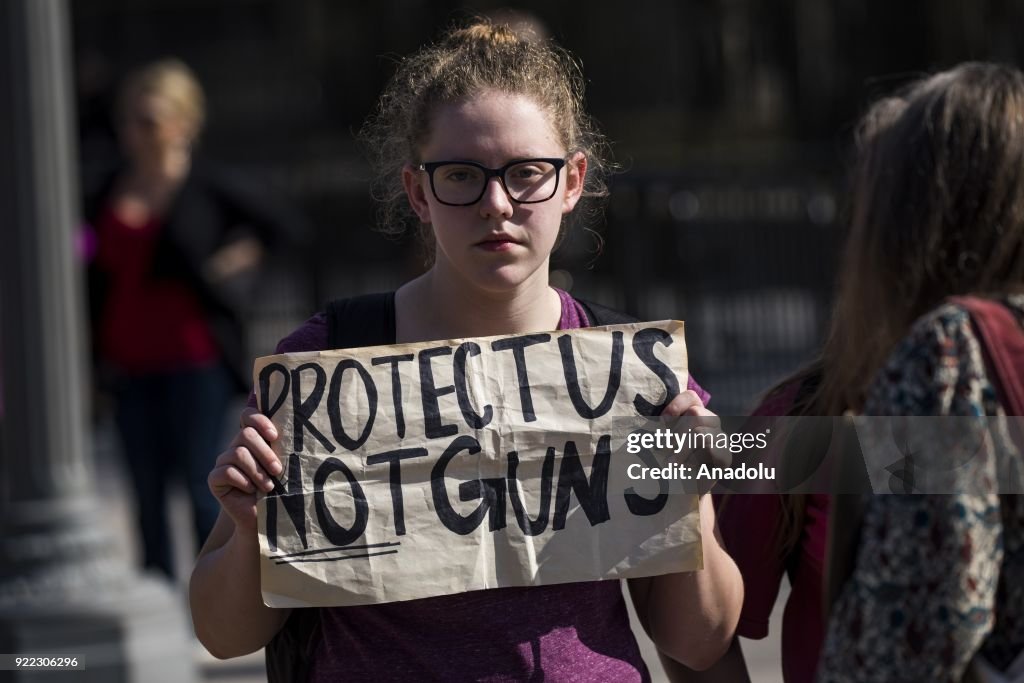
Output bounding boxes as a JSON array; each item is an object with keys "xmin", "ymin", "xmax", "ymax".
[{"xmin": 475, "ymin": 238, "xmax": 518, "ymax": 252}]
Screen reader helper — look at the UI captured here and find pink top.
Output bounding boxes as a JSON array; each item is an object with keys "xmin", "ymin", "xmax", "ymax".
[
  {"xmin": 715, "ymin": 381, "xmax": 829, "ymax": 683},
  {"xmin": 255, "ymin": 290, "xmax": 710, "ymax": 682}
]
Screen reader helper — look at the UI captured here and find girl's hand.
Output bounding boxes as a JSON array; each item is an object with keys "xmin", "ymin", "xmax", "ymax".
[
  {"xmin": 661, "ymin": 389, "xmax": 715, "ymax": 419},
  {"xmin": 207, "ymin": 407, "xmax": 282, "ymax": 532},
  {"xmin": 203, "ymin": 237, "xmax": 265, "ymax": 282},
  {"xmin": 660, "ymin": 390, "xmax": 731, "ymax": 484}
]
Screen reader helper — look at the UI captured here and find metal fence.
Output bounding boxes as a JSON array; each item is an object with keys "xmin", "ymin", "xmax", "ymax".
[{"xmin": 244, "ymin": 169, "xmax": 843, "ymax": 416}]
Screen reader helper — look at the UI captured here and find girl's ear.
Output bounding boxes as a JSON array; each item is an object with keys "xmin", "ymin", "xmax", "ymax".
[
  {"xmin": 402, "ymin": 164, "xmax": 432, "ymax": 224},
  {"xmin": 561, "ymin": 152, "xmax": 587, "ymax": 214}
]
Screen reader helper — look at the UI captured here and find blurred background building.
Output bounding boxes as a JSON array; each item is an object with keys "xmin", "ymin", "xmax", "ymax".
[{"xmin": 69, "ymin": 0, "xmax": 1024, "ymax": 412}]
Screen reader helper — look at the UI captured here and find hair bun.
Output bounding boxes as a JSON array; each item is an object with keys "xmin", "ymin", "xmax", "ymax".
[{"xmin": 448, "ymin": 22, "xmax": 523, "ymax": 48}]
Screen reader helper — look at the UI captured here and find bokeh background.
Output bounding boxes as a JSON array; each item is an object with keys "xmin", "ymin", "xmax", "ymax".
[
  {"xmin": 3, "ymin": 1, "xmax": 1024, "ymax": 681},
  {"xmin": 76, "ymin": 0, "xmax": 1024, "ymax": 414}
]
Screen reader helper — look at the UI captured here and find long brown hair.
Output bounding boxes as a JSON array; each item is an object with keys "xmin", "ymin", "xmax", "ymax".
[
  {"xmin": 816, "ymin": 62, "xmax": 1024, "ymax": 415},
  {"xmin": 769, "ymin": 64, "xmax": 1024, "ymax": 554}
]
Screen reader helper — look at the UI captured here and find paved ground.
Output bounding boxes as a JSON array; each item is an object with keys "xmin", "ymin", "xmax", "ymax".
[{"xmin": 91, "ymin": 413, "xmax": 786, "ymax": 683}]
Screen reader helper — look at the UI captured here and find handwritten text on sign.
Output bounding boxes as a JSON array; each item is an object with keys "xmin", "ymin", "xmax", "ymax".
[{"xmin": 255, "ymin": 321, "xmax": 702, "ymax": 607}]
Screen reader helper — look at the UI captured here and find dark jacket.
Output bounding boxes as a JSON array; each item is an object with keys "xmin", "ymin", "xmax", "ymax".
[{"xmin": 84, "ymin": 159, "xmax": 310, "ymax": 391}]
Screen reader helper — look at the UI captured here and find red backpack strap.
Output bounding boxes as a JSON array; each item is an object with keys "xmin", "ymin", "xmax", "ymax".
[{"xmin": 950, "ymin": 296, "xmax": 1024, "ymax": 416}]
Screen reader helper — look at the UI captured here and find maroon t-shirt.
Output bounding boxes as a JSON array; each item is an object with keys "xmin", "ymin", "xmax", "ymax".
[
  {"xmin": 715, "ymin": 381, "xmax": 829, "ymax": 683},
  {"xmin": 254, "ymin": 291, "xmax": 709, "ymax": 682}
]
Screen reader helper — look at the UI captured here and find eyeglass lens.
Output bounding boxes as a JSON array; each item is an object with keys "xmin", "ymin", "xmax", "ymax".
[{"xmin": 431, "ymin": 160, "xmax": 560, "ymax": 204}]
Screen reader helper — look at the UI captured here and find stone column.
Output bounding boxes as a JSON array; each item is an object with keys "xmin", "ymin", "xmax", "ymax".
[{"xmin": 0, "ymin": 1, "xmax": 196, "ymax": 680}]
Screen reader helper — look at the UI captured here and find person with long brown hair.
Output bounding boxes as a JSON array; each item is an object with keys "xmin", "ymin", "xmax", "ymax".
[
  {"xmin": 815, "ymin": 62, "xmax": 1024, "ymax": 681},
  {"xmin": 189, "ymin": 21, "xmax": 743, "ymax": 681},
  {"xmin": 670, "ymin": 61, "xmax": 1024, "ymax": 683}
]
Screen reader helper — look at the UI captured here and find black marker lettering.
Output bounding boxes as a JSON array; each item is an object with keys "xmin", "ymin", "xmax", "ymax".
[
  {"xmin": 291, "ymin": 363, "xmax": 335, "ymax": 453},
  {"xmin": 431, "ymin": 435, "xmax": 507, "ymax": 534},
  {"xmin": 453, "ymin": 342, "xmax": 493, "ymax": 429},
  {"xmin": 313, "ymin": 457, "xmax": 368, "ymax": 546},
  {"xmin": 258, "ymin": 363, "xmax": 289, "ymax": 419},
  {"xmin": 553, "ymin": 435, "xmax": 612, "ymax": 530},
  {"xmin": 458, "ymin": 478, "xmax": 507, "ymax": 532},
  {"xmin": 490, "ymin": 334, "xmax": 551, "ymax": 422},
  {"xmin": 371, "ymin": 354, "xmax": 414, "ymax": 438},
  {"xmin": 419, "ymin": 346, "xmax": 458, "ymax": 439},
  {"xmin": 632, "ymin": 328, "xmax": 680, "ymax": 416},
  {"xmin": 558, "ymin": 332, "xmax": 623, "ymax": 419},
  {"xmin": 623, "ymin": 448, "xmax": 669, "ymax": 516},
  {"xmin": 366, "ymin": 448, "xmax": 428, "ymax": 536},
  {"xmin": 265, "ymin": 452, "xmax": 307, "ymax": 551},
  {"xmin": 507, "ymin": 448, "xmax": 555, "ymax": 536},
  {"xmin": 326, "ymin": 359, "xmax": 378, "ymax": 451}
]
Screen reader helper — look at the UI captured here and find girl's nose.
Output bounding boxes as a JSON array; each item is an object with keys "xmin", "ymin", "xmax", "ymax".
[{"xmin": 478, "ymin": 176, "xmax": 514, "ymax": 219}]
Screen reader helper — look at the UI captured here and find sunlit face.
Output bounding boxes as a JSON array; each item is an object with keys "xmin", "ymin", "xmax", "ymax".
[
  {"xmin": 119, "ymin": 93, "xmax": 194, "ymax": 162},
  {"xmin": 403, "ymin": 90, "xmax": 586, "ymax": 294}
]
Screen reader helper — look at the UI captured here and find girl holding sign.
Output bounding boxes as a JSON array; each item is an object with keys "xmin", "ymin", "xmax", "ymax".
[{"xmin": 190, "ymin": 21, "xmax": 742, "ymax": 680}]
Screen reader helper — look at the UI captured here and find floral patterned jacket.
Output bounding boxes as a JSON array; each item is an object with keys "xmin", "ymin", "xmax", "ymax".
[{"xmin": 818, "ymin": 295, "xmax": 1024, "ymax": 682}]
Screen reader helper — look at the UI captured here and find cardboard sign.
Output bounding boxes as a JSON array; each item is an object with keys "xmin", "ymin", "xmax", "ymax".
[{"xmin": 255, "ymin": 321, "xmax": 702, "ymax": 607}]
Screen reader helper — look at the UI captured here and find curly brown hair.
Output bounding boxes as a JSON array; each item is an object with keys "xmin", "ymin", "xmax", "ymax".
[{"xmin": 359, "ymin": 20, "xmax": 612, "ymax": 253}]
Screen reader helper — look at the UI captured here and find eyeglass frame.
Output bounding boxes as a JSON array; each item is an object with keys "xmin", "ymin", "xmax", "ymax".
[{"xmin": 416, "ymin": 157, "xmax": 568, "ymax": 206}]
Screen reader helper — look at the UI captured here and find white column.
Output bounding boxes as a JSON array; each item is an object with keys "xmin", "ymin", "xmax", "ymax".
[{"xmin": 0, "ymin": 2, "xmax": 197, "ymax": 680}]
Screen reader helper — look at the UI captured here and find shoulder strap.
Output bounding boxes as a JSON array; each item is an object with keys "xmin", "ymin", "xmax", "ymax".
[
  {"xmin": 265, "ymin": 608, "xmax": 321, "ymax": 683},
  {"xmin": 576, "ymin": 298, "xmax": 638, "ymax": 327},
  {"xmin": 948, "ymin": 302, "xmax": 1024, "ymax": 677},
  {"xmin": 326, "ymin": 292, "xmax": 397, "ymax": 349},
  {"xmin": 950, "ymin": 296, "xmax": 1024, "ymax": 416}
]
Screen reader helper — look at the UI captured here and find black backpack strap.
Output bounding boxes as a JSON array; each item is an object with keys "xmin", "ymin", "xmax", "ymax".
[
  {"xmin": 576, "ymin": 298, "xmax": 638, "ymax": 327},
  {"xmin": 326, "ymin": 292, "xmax": 397, "ymax": 349},
  {"xmin": 265, "ymin": 608, "xmax": 321, "ymax": 683}
]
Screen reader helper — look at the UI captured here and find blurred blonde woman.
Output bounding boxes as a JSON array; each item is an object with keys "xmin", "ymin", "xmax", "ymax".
[{"xmin": 85, "ymin": 58, "xmax": 304, "ymax": 579}]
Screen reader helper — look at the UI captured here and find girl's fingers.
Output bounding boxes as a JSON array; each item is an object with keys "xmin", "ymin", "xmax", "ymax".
[
  {"xmin": 683, "ymin": 408, "xmax": 721, "ymax": 432},
  {"xmin": 240, "ymin": 407, "xmax": 278, "ymax": 442},
  {"xmin": 235, "ymin": 426, "xmax": 283, "ymax": 477},
  {"xmin": 209, "ymin": 463, "xmax": 256, "ymax": 496},
  {"xmin": 212, "ymin": 442, "xmax": 277, "ymax": 493},
  {"xmin": 208, "ymin": 465, "xmax": 260, "ymax": 530},
  {"xmin": 658, "ymin": 391, "xmax": 731, "ymax": 471},
  {"xmin": 206, "ymin": 409, "xmax": 284, "ymax": 528},
  {"xmin": 661, "ymin": 390, "xmax": 705, "ymax": 417},
  {"xmin": 230, "ymin": 445, "xmax": 278, "ymax": 492}
]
